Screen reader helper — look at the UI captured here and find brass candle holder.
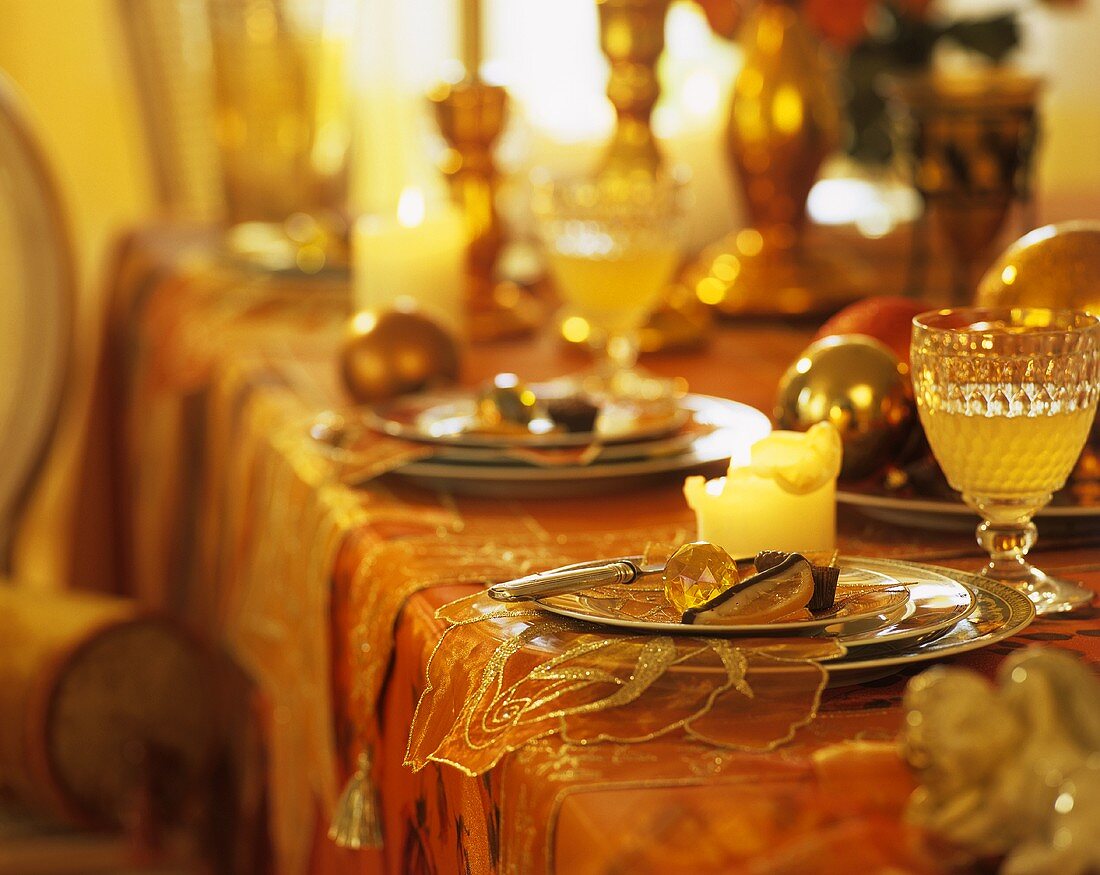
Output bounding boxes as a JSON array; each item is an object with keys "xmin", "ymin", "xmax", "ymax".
[
  {"xmin": 596, "ymin": 0, "xmax": 671, "ymax": 178},
  {"xmin": 429, "ymin": 78, "xmax": 540, "ymax": 342}
]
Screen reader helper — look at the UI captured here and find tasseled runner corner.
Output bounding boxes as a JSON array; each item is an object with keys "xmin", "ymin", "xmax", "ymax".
[{"xmin": 328, "ymin": 748, "xmax": 383, "ymax": 849}]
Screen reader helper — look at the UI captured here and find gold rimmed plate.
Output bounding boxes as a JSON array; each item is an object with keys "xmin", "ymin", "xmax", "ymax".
[
  {"xmin": 825, "ymin": 562, "xmax": 1034, "ymax": 683},
  {"xmin": 838, "ymin": 457, "xmax": 1100, "ymax": 531},
  {"xmin": 385, "ymin": 396, "xmax": 771, "ymax": 498},
  {"xmin": 837, "ymin": 567, "xmax": 976, "ymax": 649},
  {"xmin": 366, "ymin": 384, "xmax": 690, "ymax": 449},
  {"xmin": 535, "ymin": 565, "xmax": 911, "ymax": 636}
]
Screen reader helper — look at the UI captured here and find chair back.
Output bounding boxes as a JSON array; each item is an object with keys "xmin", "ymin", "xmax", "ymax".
[{"xmin": 0, "ymin": 70, "xmax": 74, "ymax": 572}]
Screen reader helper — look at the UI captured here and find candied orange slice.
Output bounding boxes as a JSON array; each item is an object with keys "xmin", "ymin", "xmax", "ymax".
[
  {"xmin": 683, "ymin": 557, "xmax": 814, "ymax": 626},
  {"xmin": 748, "ymin": 421, "xmax": 842, "ymax": 495}
]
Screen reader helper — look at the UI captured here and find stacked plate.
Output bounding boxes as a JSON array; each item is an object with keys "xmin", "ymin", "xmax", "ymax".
[
  {"xmin": 530, "ymin": 557, "xmax": 1035, "ymax": 685},
  {"xmin": 359, "ymin": 388, "xmax": 772, "ymax": 498}
]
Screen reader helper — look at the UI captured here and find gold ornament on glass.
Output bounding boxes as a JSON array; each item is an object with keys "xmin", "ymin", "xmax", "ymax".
[
  {"xmin": 533, "ymin": 172, "xmax": 686, "ymax": 398},
  {"xmin": 976, "ymin": 221, "xmax": 1100, "ymax": 312},
  {"xmin": 976, "ymin": 223, "xmax": 1100, "ymax": 484},
  {"xmin": 911, "ymin": 307, "xmax": 1100, "ymax": 614}
]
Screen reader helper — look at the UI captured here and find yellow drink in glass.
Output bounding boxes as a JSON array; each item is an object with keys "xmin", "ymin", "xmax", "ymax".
[
  {"xmin": 911, "ymin": 307, "xmax": 1100, "ymax": 614},
  {"xmin": 920, "ymin": 400, "xmax": 1094, "ymax": 501},
  {"xmin": 546, "ymin": 245, "xmax": 680, "ymax": 336},
  {"xmin": 533, "ymin": 172, "xmax": 686, "ymax": 398}
]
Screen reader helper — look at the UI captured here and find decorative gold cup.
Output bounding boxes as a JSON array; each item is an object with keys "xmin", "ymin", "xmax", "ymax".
[{"xmin": 887, "ymin": 71, "xmax": 1041, "ymax": 303}]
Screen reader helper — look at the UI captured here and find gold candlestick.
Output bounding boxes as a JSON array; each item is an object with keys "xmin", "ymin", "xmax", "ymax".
[
  {"xmin": 462, "ymin": 0, "xmax": 482, "ymax": 75},
  {"xmin": 430, "ymin": 78, "xmax": 540, "ymax": 341},
  {"xmin": 596, "ymin": 0, "xmax": 671, "ymax": 178}
]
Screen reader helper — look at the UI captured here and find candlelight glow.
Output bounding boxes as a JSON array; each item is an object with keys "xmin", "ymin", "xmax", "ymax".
[{"xmin": 397, "ymin": 187, "xmax": 426, "ymax": 227}]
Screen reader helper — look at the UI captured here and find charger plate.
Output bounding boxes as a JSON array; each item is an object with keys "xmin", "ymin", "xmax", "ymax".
[
  {"xmin": 533, "ymin": 558, "xmax": 1031, "ymax": 686},
  {"xmin": 825, "ymin": 563, "xmax": 1034, "ymax": 683},
  {"xmin": 837, "ymin": 488, "xmax": 1100, "ymax": 531},
  {"xmin": 387, "ymin": 395, "xmax": 770, "ymax": 498}
]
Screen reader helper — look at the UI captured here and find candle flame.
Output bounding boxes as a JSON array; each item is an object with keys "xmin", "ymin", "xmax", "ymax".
[{"xmin": 397, "ymin": 187, "xmax": 426, "ymax": 228}]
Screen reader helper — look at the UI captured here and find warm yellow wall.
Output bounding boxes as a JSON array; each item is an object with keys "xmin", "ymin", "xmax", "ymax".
[{"xmin": 0, "ymin": 0, "xmax": 154, "ymax": 588}]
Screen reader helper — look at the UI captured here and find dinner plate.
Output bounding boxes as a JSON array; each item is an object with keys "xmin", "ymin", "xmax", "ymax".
[
  {"xmin": 367, "ymin": 385, "xmax": 690, "ymax": 449},
  {"xmin": 408, "ymin": 424, "xmax": 706, "ymax": 468},
  {"xmin": 838, "ymin": 462, "xmax": 1100, "ymax": 531},
  {"xmin": 838, "ymin": 487, "xmax": 1100, "ymax": 524},
  {"xmin": 535, "ymin": 565, "xmax": 911, "ymax": 636},
  {"xmin": 824, "ymin": 562, "xmax": 1035, "ymax": 684},
  {"xmin": 831, "ymin": 570, "xmax": 976, "ymax": 649},
  {"xmin": 388, "ymin": 395, "xmax": 771, "ymax": 498}
]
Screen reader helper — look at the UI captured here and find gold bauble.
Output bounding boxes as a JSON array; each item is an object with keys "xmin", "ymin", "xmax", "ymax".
[
  {"xmin": 976, "ymin": 221, "xmax": 1100, "ymax": 312},
  {"xmin": 776, "ymin": 335, "xmax": 915, "ymax": 480},
  {"xmin": 340, "ymin": 308, "xmax": 461, "ymax": 403}
]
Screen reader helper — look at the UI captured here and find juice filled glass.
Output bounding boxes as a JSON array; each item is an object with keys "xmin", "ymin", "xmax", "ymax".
[{"xmin": 911, "ymin": 307, "xmax": 1100, "ymax": 613}]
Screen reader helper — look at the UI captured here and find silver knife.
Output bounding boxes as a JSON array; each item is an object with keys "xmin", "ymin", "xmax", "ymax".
[{"xmin": 487, "ymin": 556, "xmax": 660, "ymax": 602}]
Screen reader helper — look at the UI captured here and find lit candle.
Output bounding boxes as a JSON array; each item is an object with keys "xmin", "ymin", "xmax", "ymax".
[
  {"xmin": 684, "ymin": 423, "xmax": 842, "ymax": 557},
  {"xmin": 353, "ymin": 186, "xmax": 468, "ymax": 331}
]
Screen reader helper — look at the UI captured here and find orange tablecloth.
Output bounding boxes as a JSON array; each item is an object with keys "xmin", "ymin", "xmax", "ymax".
[{"xmin": 102, "ymin": 227, "xmax": 1100, "ymax": 875}]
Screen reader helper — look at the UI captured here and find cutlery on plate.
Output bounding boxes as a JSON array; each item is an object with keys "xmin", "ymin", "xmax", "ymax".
[{"xmin": 488, "ymin": 556, "xmax": 655, "ymax": 602}]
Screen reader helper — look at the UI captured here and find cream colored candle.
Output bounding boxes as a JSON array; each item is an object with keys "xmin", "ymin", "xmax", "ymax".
[
  {"xmin": 684, "ymin": 423, "xmax": 842, "ymax": 558},
  {"xmin": 353, "ymin": 186, "xmax": 467, "ymax": 330}
]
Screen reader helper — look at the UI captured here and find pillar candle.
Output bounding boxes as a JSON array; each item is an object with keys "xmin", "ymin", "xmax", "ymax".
[
  {"xmin": 353, "ymin": 186, "xmax": 467, "ymax": 331},
  {"xmin": 684, "ymin": 423, "xmax": 841, "ymax": 557}
]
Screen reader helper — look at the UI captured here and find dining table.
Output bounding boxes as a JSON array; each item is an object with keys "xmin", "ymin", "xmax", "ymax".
[{"xmin": 100, "ymin": 225, "xmax": 1100, "ymax": 875}]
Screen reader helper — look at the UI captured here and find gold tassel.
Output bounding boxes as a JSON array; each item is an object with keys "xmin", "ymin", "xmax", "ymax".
[{"xmin": 328, "ymin": 749, "xmax": 384, "ymax": 849}]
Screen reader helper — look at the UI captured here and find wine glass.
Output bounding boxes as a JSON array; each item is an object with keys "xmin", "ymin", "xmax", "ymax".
[
  {"xmin": 911, "ymin": 307, "xmax": 1100, "ymax": 614},
  {"xmin": 532, "ymin": 171, "xmax": 686, "ymax": 400}
]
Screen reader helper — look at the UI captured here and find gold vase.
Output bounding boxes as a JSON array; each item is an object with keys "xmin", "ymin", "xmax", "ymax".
[{"xmin": 685, "ymin": 0, "xmax": 857, "ymax": 317}]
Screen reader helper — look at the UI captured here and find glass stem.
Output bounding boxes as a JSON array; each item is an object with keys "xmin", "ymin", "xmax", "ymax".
[
  {"xmin": 976, "ymin": 519, "xmax": 1038, "ymax": 581},
  {"xmin": 606, "ymin": 332, "xmax": 640, "ymax": 374}
]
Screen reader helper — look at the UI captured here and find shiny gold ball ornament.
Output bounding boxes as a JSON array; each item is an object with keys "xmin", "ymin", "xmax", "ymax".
[
  {"xmin": 976, "ymin": 221, "xmax": 1100, "ymax": 312},
  {"xmin": 340, "ymin": 308, "xmax": 461, "ymax": 403},
  {"xmin": 775, "ymin": 335, "xmax": 916, "ymax": 480}
]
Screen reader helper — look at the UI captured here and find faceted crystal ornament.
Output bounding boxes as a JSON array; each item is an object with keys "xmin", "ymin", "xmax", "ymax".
[{"xmin": 663, "ymin": 541, "xmax": 740, "ymax": 614}]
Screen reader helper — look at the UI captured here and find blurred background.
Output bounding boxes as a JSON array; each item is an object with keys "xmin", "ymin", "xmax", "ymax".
[{"xmin": 4, "ymin": 0, "xmax": 1100, "ymax": 608}]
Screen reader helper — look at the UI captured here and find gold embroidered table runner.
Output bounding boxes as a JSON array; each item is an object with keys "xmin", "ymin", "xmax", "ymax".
[{"xmin": 405, "ymin": 590, "xmax": 845, "ymax": 777}]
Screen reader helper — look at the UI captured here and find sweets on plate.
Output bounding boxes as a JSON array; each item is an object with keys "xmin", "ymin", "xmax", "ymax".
[
  {"xmin": 545, "ymin": 395, "xmax": 600, "ymax": 433},
  {"xmin": 664, "ymin": 543, "xmax": 844, "ymax": 626},
  {"xmin": 755, "ymin": 550, "xmax": 840, "ymax": 612},
  {"xmin": 681, "ymin": 552, "xmax": 815, "ymax": 626}
]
